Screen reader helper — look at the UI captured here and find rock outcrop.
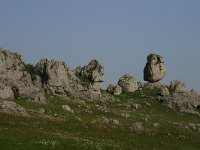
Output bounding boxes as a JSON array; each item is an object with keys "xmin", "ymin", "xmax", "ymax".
[
  {"xmin": 118, "ymin": 74, "xmax": 138, "ymax": 93},
  {"xmin": 35, "ymin": 59, "xmax": 83, "ymax": 97},
  {"xmin": 158, "ymin": 91, "xmax": 200, "ymax": 116},
  {"xmin": 107, "ymin": 84, "xmax": 122, "ymax": 95},
  {"xmin": 169, "ymin": 80, "xmax": 187, "ymax": 93},
  {"xmin": 144, "ymin": 54, "xmax": 167, "ymax": 83},
  {"xmin": 0, "ymin": 49, "xmax": 46, "ymax": 103},
  {"xmin": 74, "ymin": 59, "xmax": 104, "ymax": 94}
]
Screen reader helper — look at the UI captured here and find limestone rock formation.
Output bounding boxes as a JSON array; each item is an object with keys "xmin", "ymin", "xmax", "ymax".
[
  {"xmin": 80, "ymin": 59, "xmax": 104, "ymax": 82},
  {"xmin": 158, "ymin": 91, "xmax": 200, "ymax": 116},
  {"xmin": 144, "ymin": 54, "xmax": 167, "ymax": 82},
  {"xmin": 35, "ymin": 59, "xmax": 83, "ymax": 97},
  {"xmin": 107, "ymin": 84, "xmax": 122, "ymax": 95},
  {"xmin": 169, "ymin": 80, "xmax": 187, "ymax": 93},
  {"xmin": 0, "ymin": 49, "xmax": 46, "ymax": 103},
  {"xmin": 118, "ymin": 74, "xmax": 138, "ymax": 93},
  {"xmin": 74, "ymin": 59, "xmax": 104, "ymax": 94}
]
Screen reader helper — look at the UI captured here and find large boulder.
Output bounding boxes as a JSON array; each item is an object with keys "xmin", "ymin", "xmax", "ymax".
[
  {"xmin": 118, "ymin": 74, "xmax": 138, "ymax": 93},
  {"xmin": 144, "ymin": 54, "xmax": 167, "ymax": 83},
  {"xmin": 169, "ymin": 80, "xmax": 187, "ymax": 93},
  {"xmin": 0, "ymin": 49, "xmax": 46, "ymax": 103}
]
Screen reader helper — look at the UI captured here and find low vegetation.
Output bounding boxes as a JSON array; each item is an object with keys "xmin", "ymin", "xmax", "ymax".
[{"xmin": 0, "ymin": 90, "xmax": 200, "ymax": 150}]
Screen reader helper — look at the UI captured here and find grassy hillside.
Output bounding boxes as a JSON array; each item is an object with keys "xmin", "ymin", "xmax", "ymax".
[{"xmin": 0, "ymin": 90, "xmax": 200, "ymax": 150}]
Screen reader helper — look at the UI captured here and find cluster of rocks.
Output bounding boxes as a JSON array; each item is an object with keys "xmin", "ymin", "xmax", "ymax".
[
  {"xmin": 157, "ymin": 80, "xmax": 200, "ymax": 115},
  {"xmin": 0, "ymin": 49, "xmax": 105, "ymax": 103},
  {"xmin": 0, "ymin": 49, "xmax": 199, "ymax": 116},
  {"xmin": 107, "ymin": 53, "xmax": 167, "ymax": 96},
  {"xmin": 107, "ymin": 74, "xmax": 139, "ymax": 95}
]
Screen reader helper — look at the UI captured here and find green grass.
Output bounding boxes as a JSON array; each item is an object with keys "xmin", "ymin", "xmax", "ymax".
[{"xmin": 1, "ymin": 90, "xmax": 200, "ymax": 150}]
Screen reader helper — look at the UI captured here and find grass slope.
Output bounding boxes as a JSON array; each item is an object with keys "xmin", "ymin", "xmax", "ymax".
[{"xmin": 0, "ymin": 90, "xmax": 200, "ymax": 150}]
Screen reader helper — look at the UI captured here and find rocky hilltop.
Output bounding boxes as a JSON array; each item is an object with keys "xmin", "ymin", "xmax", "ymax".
[{"xmin": 0, "ymin": 48, "xmax": 200, "ymax": 116}]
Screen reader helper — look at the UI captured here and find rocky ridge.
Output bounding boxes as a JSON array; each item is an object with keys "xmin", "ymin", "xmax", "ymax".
[{"xmin": 0, "ymin": 48, "xmax": 199, "ymax": 116}]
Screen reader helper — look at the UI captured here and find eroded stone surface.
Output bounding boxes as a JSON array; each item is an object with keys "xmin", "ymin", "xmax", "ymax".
[
  {"xmin": 144, "ymin": 54, "xmax": 167, "ymax": 82},
  {"xmin": 0, "ymin": 49, "xmax": 46, "ymax": 103},
  {"xmin": 107, "ymin": 84, "xmax": 122, "ymax": 95},
  {"xmin": 118, "ymin": 74, "xmax": 138, "ymax": 93}
]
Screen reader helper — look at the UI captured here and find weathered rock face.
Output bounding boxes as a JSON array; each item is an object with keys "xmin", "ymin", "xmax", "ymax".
[
  {"xmin": 118, "ymin": 74, "xmax": 138, "ymax": 93},
  {"xmin": 169, "ymin": 80, "xmax": 187, "ymax": 93},
  {"xmin": 0, "ymin": 49, "xmax": 46, "ymax": 103},
  {"xmin": 35, "ymin": 59, "xmax": 83, "ymax": 97},
  {"xmin": 160, "ymin": 86, "xmax": 170, "ymax": 96},
  {"xmin": 144, "ymin": 54, "xmax": 167, "ymax": 83},
  {"xmin": 74, "ymin": 59, "xmax": 104, "ymax": 94},
  {"xmin": 0, "ymin": 49, "xmax": 25, "ymax": 81},
  {"xmin": 158, "ymin": 91, "xmax": 200, "ymax": 116},
  {"xmin": 0, "ymin": 84, "xmax": 14, "ymax": 99},
  {"xmin": 107, "ymin": 84, "xmax": 122, "ymax": 95},
  {"xmin": 80, "ymin": 59, "xmax": 104, "ymax": 82}
]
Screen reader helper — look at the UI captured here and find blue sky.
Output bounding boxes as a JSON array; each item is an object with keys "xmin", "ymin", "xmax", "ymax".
[{"xmin": 0, "ymin": 0, "xmax": 200, "ymax": 90}]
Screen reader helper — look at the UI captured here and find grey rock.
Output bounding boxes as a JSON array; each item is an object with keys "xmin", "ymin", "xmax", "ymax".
[
  {"xmin": 0, "ymin": 49, "xmax": 46, "ymax": 103},
  {"xmin": 38, "ymin": 108, "xmax": 45, "ymax": 114},
  {"xmin": 130, "ymin": 122, "xmax": 143, "ymax": 131},
  {"xmin": 169, "ymin": 80, "xmax": 187, "ymax": 93},
  {"xmin": 153, "ymin": 123, "xmax": 160, "ymax": 128},
  {"xmin": 80, "ymin": 59, "xmax": 104, "ymax": 82},
  {"xmin": 160, "ymin": 86, "xmax": 170, "ymax": 96},
  {"xmin": 144, "ymin": 82, "xmax": 165, "ymax": 90},
  {"xmin": 0, "ymin": 84, "xmax": 14, "ymax": 99},
  {"xmin": 107, "ymin": 84, "xmax": 122, "ymax": 95},
  {"xmin": 78, "ymin": 59, "xmax": 104, "ymax": 94},
  {"xmin": 159, "ymin": 92, "xmax": 200, "ymax": 115},
  {"xmin": 126, "ymin": 102, "xmax": 141, "ymax": 110},
  {"xmin": 190, "ymin": 89, "xmax": 199, "ymax": 95},
  {"xmin": 118, "ymin": 74, "xmax": 138, "ymax": 93},
  {"xmin": 35, "ymin": 59, "xmax": 84, "ymax": 97},
  {"xmin": 62, "ymin": 105, "xmax": 74, "ymax": 113},
  {"xmin": 144, "ymin": 54, "xmax": 167, "ymax": 82},
  {"xmin": 0, "ymin": 100, "xmax": 27, "ymax": 115},
  {"xmin": 102, "ymin": 117, "xmax": 120, "ymax": 125}
]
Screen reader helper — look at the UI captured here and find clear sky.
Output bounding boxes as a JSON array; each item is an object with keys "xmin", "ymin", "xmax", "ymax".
[{"xmin": 0, "ymin": 0, "xmax": 200, "ymax": 90}]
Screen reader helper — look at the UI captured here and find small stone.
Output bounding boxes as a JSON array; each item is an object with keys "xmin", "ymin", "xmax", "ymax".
[
  {"xmin": 153, "ymin": 123, "xmax": 159, "ymax": 128},
  {"xmin": 107, "ymin": 84, "xmax": 122, "ymax": 95},
  {"xmin": 127, "ymin": 102, "xmax": 141, "ymax": 110},
  {"xmin": 38, "ymin": 108, "xmax": 45, "ymax": 114},
  {"xmin": 62, "ymin": 105, "xmax": 74, "ymax": 113}
]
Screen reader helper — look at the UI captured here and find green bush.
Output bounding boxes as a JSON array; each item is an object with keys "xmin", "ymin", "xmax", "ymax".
[{"xmin": 25, "ymin": 64, "xmax": 37, "ymax": 81}]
